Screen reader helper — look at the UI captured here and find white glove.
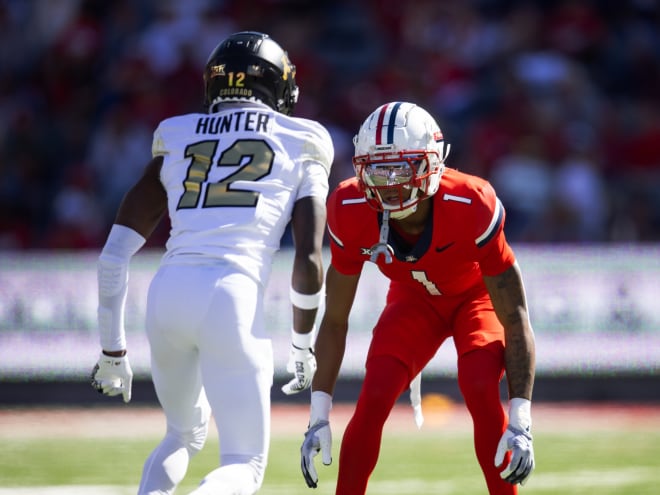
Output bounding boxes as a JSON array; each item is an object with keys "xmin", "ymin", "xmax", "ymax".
[
  {"xmin": 301, "ymin": 391, "xmax": 332, "ymax": 488},
  {"xmin": 281, "ymin": 344, "xmax": 317, "ymax": 395},
  {"xmin": 495, "ymin": 398, "xmax": 535, "ymax": 485},
  {"xmin": 91, "ymin": 352, "xmax": 133, "ymax": 403}
]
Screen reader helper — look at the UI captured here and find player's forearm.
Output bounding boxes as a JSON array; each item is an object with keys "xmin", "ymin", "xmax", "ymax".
[
  {"xmin": 291, "ymin": 251, "xmax": 324, "ymax": 294},
  {"xmin": 312, "ymin": 361, "xmax": 343, "ymax": 396},
  {"xmin": 484, "ymin": 262, "xmax": 536, "ymax": 399},
  {"xmin": 504, "ymin": 322, "xmax": 535, "ymax": 399},
  {"xmin": 290, "ymin": 254, "xmax": 324, "ymax": 333},
  {"xmin": 290, "ymin": 195, "xmax": 325, "ymax": 296},
  {"xmin": 311, "ymin": 322, "xmax": 347, "ymax": 396}
]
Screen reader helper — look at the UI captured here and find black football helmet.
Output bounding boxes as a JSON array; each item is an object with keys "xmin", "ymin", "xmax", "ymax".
[{"xmin": 203, "ymin": 31, "xmax": 299, "ymax": 115}]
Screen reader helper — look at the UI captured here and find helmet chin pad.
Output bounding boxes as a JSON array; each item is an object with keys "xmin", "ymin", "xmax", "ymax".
[{"xmin": 390, "ymin": 204, "xmax": 417, "ymax": 219}]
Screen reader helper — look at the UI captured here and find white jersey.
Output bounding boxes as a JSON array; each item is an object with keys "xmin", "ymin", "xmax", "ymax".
[{"xmin": 151, "ymin": 101, "xmax": 333, "ymax": 284}]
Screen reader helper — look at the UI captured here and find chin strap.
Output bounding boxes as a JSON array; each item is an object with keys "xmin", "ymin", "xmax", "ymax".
[{"xmin": 370, "ymin": 210, "xmax": 393, "ymax": 264}]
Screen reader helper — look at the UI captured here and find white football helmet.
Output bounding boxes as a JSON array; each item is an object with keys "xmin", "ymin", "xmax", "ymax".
[{"xmin": 353, "ymin": 102, "xmax": 450, "ymax": 219}]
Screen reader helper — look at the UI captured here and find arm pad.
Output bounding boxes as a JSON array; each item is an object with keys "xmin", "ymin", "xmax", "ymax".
[{"xmin": 97, "ymin": 225, "xmax": 145, "ymax": 351}]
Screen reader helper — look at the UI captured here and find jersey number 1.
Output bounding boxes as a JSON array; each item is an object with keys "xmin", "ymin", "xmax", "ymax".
[
  {"xmin": 177, "ymin": 138, "xmax": 274, "ymax": 209},
  {"xmin": 411, "ymin": 270, "xmax": 442, "ymax": 296}
]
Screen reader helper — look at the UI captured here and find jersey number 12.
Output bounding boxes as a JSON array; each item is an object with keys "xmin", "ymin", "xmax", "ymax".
[{"xmin": 177, "ymin": 138, "xmax": 274, "ymax": 209}]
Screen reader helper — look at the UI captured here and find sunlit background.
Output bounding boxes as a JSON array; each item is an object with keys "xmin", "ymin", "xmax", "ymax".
[{"xmin": 0, "ymin": 1, "xmax": 658, "ymax": 392}]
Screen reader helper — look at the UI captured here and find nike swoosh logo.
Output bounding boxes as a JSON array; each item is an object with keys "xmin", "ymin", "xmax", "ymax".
[{"xmin": 435, "ymin": 242, "xmax": 455, "ymax": 253}]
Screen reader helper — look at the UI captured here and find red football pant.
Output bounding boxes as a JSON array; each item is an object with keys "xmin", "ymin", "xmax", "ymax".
[
  {"xmin": 335, "ymin": 349, "xmax": 515, "ymax": 495},
  {"xmin": 336, "ymin": 355, "xmax": 409, "ymax": 494},
  {"xmin": 458, "ymin": 347, "xmax": 516, "ymax": 495}
]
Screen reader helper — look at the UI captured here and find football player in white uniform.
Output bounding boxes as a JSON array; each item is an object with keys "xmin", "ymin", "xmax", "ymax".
[{"xmin": 91, "ymin": 31, "xmax": 333, "ymax": 495}]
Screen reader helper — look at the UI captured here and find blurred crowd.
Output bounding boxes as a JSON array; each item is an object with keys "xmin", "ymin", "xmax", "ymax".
[{"xmin": 1, "ymin": 0, "xmax": 659, "ymax": 250}]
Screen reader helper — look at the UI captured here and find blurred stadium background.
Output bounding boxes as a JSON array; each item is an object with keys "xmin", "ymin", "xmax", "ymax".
[{"xmin": 0, "ymin": 0, "xmax": 658, "ymax": 406}]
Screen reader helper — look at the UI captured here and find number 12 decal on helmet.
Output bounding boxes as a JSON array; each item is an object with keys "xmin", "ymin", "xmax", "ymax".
[{"xmin": 203, "ymin": 31, "xmax": 299, "ymax": 115}]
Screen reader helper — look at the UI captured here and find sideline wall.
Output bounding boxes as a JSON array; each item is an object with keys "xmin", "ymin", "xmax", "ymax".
[{"xmin": 1, "ymin": 245, "xmax": 658, "ymax": 404}]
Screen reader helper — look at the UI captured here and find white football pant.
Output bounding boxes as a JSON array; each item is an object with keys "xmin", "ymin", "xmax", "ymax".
[{"xmin": 138, "ymin": 263, "xmax": 273, "ymax": 495}]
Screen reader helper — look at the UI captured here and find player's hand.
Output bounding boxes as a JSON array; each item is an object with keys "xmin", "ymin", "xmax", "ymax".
[
  {"xmin": 91, "ymin": 352, "xmax": 133, "ymax": 403},
  {"xmin": 301, "ymin": 391, "xmax": 333, "ymax": 488},
  {"xmin": 495, "ymin": 426, "xmax": 534, "ymax": 484},
  {"xmin": 301, "ymin": 419, "xmax": 332, "ymax": 488},
  {"xmin": 495, "ymin": 398, "xmax": 534, "ymax": 485},
  {"xmin": 281, "ymin": 344, "xmax": 317, "ymax": 395}
]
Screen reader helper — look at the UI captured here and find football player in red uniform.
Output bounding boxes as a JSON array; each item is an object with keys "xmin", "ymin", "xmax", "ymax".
[{"xmin": 299, "ymin": 102, "xmax": 536, "ymax": 494}]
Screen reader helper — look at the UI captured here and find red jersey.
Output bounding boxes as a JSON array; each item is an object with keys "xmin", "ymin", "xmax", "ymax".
[{"xmin": 327, "ymin": 168, "xmax": 516, "ymax": 297}]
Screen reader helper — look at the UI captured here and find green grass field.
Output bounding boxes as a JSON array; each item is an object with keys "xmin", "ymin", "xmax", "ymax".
[
  {"xmin": 0, "ymin": 431, "xmax": 660, "ymax": 495},
  {"xmin": 1, "ymin": 412, "xmax": 659, "ymax": 495}
]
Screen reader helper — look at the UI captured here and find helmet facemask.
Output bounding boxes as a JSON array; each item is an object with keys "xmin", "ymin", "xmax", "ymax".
[{"xmin": 354, "ymin": 151, "xmax": 443, "ymax": 219}]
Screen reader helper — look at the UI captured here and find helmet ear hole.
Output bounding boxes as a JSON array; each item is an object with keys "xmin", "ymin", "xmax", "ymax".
[{"xmin": 278, "ymin": 85, "xmax": 298, "ymax": 116}]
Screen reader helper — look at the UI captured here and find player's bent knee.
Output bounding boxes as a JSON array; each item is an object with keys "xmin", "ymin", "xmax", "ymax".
[
  {"xmin": 165, "ymin": 421, "xmax": 209, "ymax": 456},
  {"xmin": 187, "ymin": 421, "xmax": 209, "ymax": 454}
]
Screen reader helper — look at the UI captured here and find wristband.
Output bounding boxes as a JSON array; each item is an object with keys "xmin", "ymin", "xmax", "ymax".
[
  {"xmin": 509, "ymin": 397, "xmax": 532, "ymax": 432},
  {"xmin": 290, "ymin": 286, "xmax": 323, "ymax": 310},
  {"xmin": 310, "ymin": 390, "xmax": 332, "ymax": 423},
  {"xmin": 291, "ymin": 327, "xmax": 315, "ymax": 350}
]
